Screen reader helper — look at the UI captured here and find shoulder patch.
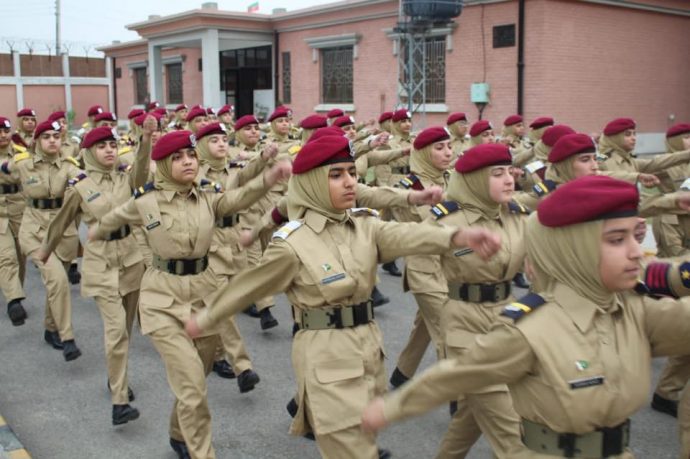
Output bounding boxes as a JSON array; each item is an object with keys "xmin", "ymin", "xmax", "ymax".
[
  {"xmin": 500, "ymin": 293, "xmax": 546, "ymax": 322},
  {"xmin": 288, "ymin": 145, "xmax": 301, "ymax": 155},
  {"xmin": 273, "ymin": 220, "xmax": 303, "ymax": 240},
  {"xmin": 13, "ymin": 152, "xmax": 31, "ymax": 163},
  {"xmin": 64, "ymin": 156, "xmax": 80, "ymax": 167},
  {"xmin": 508, "ymin": 201, "xmax": 531, "ymax": 215},
  {"xmin": 640, "ymin": 262, "xmax": 674, "ymax": 297},
  {"xmin": 532, "ymin": 179, "xmax": 557, "ymax": 197},
  {"xmin": 13, "ymin": 144, "xmax": 28, "ymax": 154},
  {"xmin": 199, "ymin": 178, "xmax": 223, "ymax": 193},
  {"xmin": 118, "ymin": 146, "xmax": 132, "ymax": 156},
  {"xmin": 398, "ymin": 173, "xmax": 424, "ymax": 190},
  {"xmin": 349, "ymin": 207, "xmax": 380, "ymax": 218},
  {"xmin": 133, "ymin": 182, "xmax": 155, "ymax": 199},
  {"xmin": 430, "ymin": 200, "xmax": 462, "ymax": 219},
  {"xmin": 68, "ymin": 173, "xmax": 87, "ymax": 186}
]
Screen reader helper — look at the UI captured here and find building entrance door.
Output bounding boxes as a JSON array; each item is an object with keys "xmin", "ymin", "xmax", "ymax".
[{"xmin": 220, "ymin": 45, "xmax": 272, "ymax": 118}]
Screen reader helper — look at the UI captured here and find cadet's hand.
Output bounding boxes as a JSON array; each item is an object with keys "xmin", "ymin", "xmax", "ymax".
[
  {"xmin": 453, "ymin": 227, "xmax": 501, "ymax": 260},
  {"xmin": 677, "ymin": 192, "xmax": 690, "ymax": 211},
  {"xmin": 369, "ymin": 133, "xmax": 389, "ymax": 149},
  {"xmin": 185, "ymin": 315, "xmax": 202, "ymax": 339},
  {"xmin": 36, "ymin": 249, "xmax": 50, "ymax": 264},
  {"xmin": 408, "ymin": 185, "xmax": 443, "ymax": 206},
  {"xmin": 87, "ymin": 225, "xmax": 98, "ymax": 242},
  {"xmin": 510, "ymin": 167, "xmax": 525, "ymax": 180},
  {"xmin": 361, "ymin": 397, "xmax": 388, "ymax": 434},
  {"xmin": 141, "ymin": 115, "xmax": 158, "ymax": 138},
  {"xmin": 239, "ymin": 229, "xmax": 256, "ymax": 248},
  {"xmin": 634, "ymin": 218, "xmax": 647, "ymax": 244},
  {"xmin": 637, "ymin": 173, "xmax": 659, "ymax": 187},
  {"xmin": 402, "ymin": 147, "xmax": 411, "ymax": 156},
  {"xmin": 261, "ymin": 143, "xmax": 279, "ymax": 162},
  {"xmin": 264, "ymin": 160, "xmax": 292, "ymax": 187},
  {"xmin": 365, "ymin": 118, "xmax": 376, "ymax": 128},
  {"xmin": 499, "ymin": 135, "xmax": 515, "ymax": 146}
]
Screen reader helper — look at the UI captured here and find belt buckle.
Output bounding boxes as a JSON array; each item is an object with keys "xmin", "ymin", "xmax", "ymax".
[
  {"xmin": 494, "ymin": 283, "xmax": 505, "ymax": 302},
  {"xmin": 326, "ymin": 308, "xmax": 343, "ymax": 329}
]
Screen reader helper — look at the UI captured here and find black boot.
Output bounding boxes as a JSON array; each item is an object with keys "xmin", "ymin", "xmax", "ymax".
[
  {"xmin": 243, "ymin": 304, "xmax": 260, "ymax": 318},
  {"xmin": 112, "ymin": 404, "xmax": 140, "ymax": 425},
  {"xmin": 62, "ymin": 339, "xmax": 82, "ymax": 361},
  {"xmin": 389, "ymin": 367, "xmax": 410, "ymax": 389},
  {"xmin": 107, "ymin": 380, "xmax": 135, "ymax": 402},
  {"xmin": 286, "ymin": 398, "xmax": 315, "ymax": 441},
  {"xmin": 67, "ymin": 263, "xmax": 81, "ymax": 285},
  {"xmin": 44, "ymin": 329, "xmax": 64, "ymax": 350},
  {"xmin": 169, "ymin": 437, "xmax": 191, "ymax": 459},
  {"xmin": 237, "ymin": 369, "xmax": 260, "ymax": 393},
  {"xmin": 512, "ymin": 272, "xmax": 530, "ymax": 289},
  {"xmin": 651, "ymin": 393, "xmax": 678, "ymax": 418},
  {"xmin": 260, "ymin": 307, "xmax": 278, "ymax": 330},
  {"xmin": 212, "ymin": 359, "xmax": 236, "ymax": 379},
  {"xmin": 449, "ymin": 401, "xmax": 458, "ymax": 416},
  {"xmin": 379, "ymin": 449, "xmax": 392, "ymax": 459},
  {"xmin": 7, "ymin": 299, "xmax": 27, "ymax": 326},
  {"xmin": 381, "ymin": 260, "xmax": 402, "ymax": 277},
  {"xmin": 371, "ymin": 286, "xmax": 390, "ymax": 308}
]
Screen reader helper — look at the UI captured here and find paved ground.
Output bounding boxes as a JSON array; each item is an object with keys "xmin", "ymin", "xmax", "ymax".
[{"xmin": 0, "ymin": 242, "xmax": 683, "ymax": 458}]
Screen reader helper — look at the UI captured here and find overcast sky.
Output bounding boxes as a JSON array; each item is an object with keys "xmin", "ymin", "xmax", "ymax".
[{"xmin": 0, "ymin": 0, "xmax": 334, "ymax": 55}]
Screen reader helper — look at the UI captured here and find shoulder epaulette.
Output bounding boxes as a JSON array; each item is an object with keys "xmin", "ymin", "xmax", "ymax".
[
  {"xmin": 508, "ymin": 201, "xmax": 531, "ymax": 215},
  {"xmin": 13, "ymin": 152, "xmax": 30, "ymax": 163},
  {"xmin": 133, "ymin": 182, "xmax": 155, "ymax": 198},
  {"xmin": 64, "ymin": 156, "xmax": 80, "ymax": 167},
  {"xmin": 13, "ymin": 144, "xmax": 27, "ymax": 154},
  {"xmin": 118, "ymin": 163, "xmax": 132, "ymax": 173},
  {"xmin": 430, "ymin": 200, "xmax": 462, "ymax": 219},
  {"xmin": 500, "ymin": 293, "xmax": 546, "ymax": 322},
  {"xmin": 68, "ymin": 172, "xmax": 87, "ymax": 186},
  {"xmin": 288, "ymin": 145, "xmax": 301, "ymax": 155},
  {"xmin": 273, "ymin": 220, "xmax": 303, "ymax": 240},
  {"xmin": 640, "ymin": 262, "xmax": 675, "ymax": 298},
  {"xmin": 532, "ymin": 179, "xmax": 557, "ymax": 197},
  {"xmin": 81, "ymin": 122, "xmax": 89, "ymax": 129},
  {"xmin": 118, "ymin": 146, "xmax": 132, "ymax": 156},
  {"xmin": 199, "ymin": 178, "xmax": 223, "ymax": 193},
  {"xmin": 349, "ymin": 207, "xmax": 380, "ymax": 218},
  {"xmin": 398, "ymin": 173, "xmax": 424, "ymax": 191},
  {"xmin": 1, "ymin": 161, "xmax": 10, "ymax": 174}
]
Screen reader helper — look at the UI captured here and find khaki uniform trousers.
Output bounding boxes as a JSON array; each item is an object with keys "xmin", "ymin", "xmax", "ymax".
[
  {"xmin": 0, "ymin": 216, "xmax": 25, "ymax": 302},
  {"xmin": 680, "ymin": 386, "xmax": 690, "ymax": 459},
  {"xmin": 213, "ymin": 317, "xmax": 252, "ymax": 373},
  {"xmin": 246, "ymin": 239, "xmax": 275, "ymax": 311},
  {"xmin": 30, "ymin": 252, "xmax": 74, "ymax": 340},
  {"xmin": 656, "ymin": 355, "xmax": 690, "ymax": 400},
  {"xmin": 150, "ymin": 325, "xmax": 220, "ymax": 459}
]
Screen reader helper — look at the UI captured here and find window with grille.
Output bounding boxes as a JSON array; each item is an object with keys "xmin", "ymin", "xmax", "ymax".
[
  {"xmin": 321, "ymin": 46, "xmax": 353, "ymax": 104},
  {"xmin": 400, "ymin": 36, "xmax": 446, "ymax": 104},
  {"xmin": 134, "ymin": 67, "xmax": 148, "ymax": 105},
  {"xmin": 166, "ymin": 63, "xmax": 183, "ymax": 104},
  {"xmin": 282, "ymin": 52, "xmax": 291, "ymax": 104}
]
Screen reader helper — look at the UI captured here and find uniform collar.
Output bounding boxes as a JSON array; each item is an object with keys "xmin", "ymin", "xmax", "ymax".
[
  {"xmin": 553, "ymin": 282, "xmax": 621, "ymax": 333},
  {"xmin": 304, "ymin": 209, "xmax": 329, "ymax": 233},
  {"xmin": 162, "ymin": 187, "xmax": 199, "ymax": 202}
]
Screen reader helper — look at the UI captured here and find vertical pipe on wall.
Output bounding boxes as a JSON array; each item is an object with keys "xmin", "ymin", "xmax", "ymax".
[{"xmin": 517, "ymin": 0, "xmax": 525, "ymax": 115}]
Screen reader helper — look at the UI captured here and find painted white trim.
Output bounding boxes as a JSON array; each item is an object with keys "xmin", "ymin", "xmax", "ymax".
[
  {"xmin": 106, "ymin": 57, "xmax": 114, "ymax": 112},
  {"xmin": 0, "ymin": 76, "xmax": 110, "ymax": 86},
  {"xmin": 13, "ymin": 52, "xmax": 23, "ymax": 110},
  {"xmin": 62, "ymin": 54, "xmax": 72, "ymax": 113},
  {"xmin": 127, "ymin": 60, "xmax": 148, "ymax": 69},
  {"xmin": 384, "ymin": 25, "xmax": 456, "ymax": 56},
  {"xmin": 276, "ymin": 12, "xmax": 398, "ymax": 33},
  {"xmin": 314, "ymin": 104, "xmax": 355, "ymax": 113},
  {"xmin": 578, "ymin": 0, "xmax": 690, "ymax": 17},
  {"xmin": 411, "ymin": 103, "xmax": 448, "ymax": 113},
  {"xmin": 305, "ymin": 33, "xmax": 361, "ymax": 49},
  {"xmin": 162, "ymin": 55, "xmax": 184, "ymax": 65}
]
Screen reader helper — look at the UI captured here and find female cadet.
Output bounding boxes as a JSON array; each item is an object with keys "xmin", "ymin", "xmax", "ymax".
[
  {"xmin": 389, "ymin": 127, "xmax": 454, "ymax": 387},
  {"xmin": 185, "ymin": 134, "xmax": 500, "ymax": 459},
  {"xmin": 88, "ymin": 129, "xmax": 290, "ymax": 459},
  {"xmin": 468, "ymin": 120, "xmax": 495, "ymax": 146},
  {"xmin": 363, "ymin": 175, "xmax": 690, "ymax": 459},
  {"xmin": 447, "ymin": 112, "xmax": 470, "ymax": 161},
  {"xmin": 185, "ymin": 106, "xmax": 209, "ymax": 134},
  {"xmin": 38, "ymin": 120, "xmax": 154, "ymax": 424},
  {"xmin": 299, "ymin": 115, "xmax": 329, "ymax": 144},
  {"xmin": 1, "ymin": 120, "xmax": 83, "ymax": 360},
  {"xmin": 15, "ymin": 108, "xmax": 37, "ymax": 147}
]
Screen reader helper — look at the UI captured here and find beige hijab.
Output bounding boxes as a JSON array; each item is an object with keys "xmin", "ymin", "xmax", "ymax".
[
  {"xmin": 525, "ymin": 213, "xmax": 617, "ymax": 309},
  {"xmin": 197, "ymin": 135, "xmax": 226, "ymax": 171},
  {"xmin": 287, "ymin": 165, "xmax": 349, "ymax": 223},
  {"xmin": 598, "ymin": 133, "xmax": 629, "ymax": 160},
  {"xmin": 528, "ymin": 126, "xmax": 548, "ymax": 144},
  {"xmin": 447, "ymin": 123, "xmax": 465, "ymax": 140},
  {"xmin": 446, "ymin": 168, "xmax": 501, "ymax": 220},
  {"xmin": 33, "ymin": 134, "xmax": 59, "ymax": 164},
  {"xmin": 410, "ymin": 144, "xmax": 446, "ymax": 186},
  {"xmin": 391, "ymin": 120, "xmax": 410, "ymax": 141},
  {"xmin": 666, "ymin": 134, "xmax": 686, "ymax": 153},
  {"xmin": 270, "ymin": 120, "xmax": 289, "ymax": 142},
  {"xmin": 154, "ymin": 154, "xmax": 196, "ymax": 193},
  {"xmin": 532, "ymin": 140, "xmax": 551, "ymax": 161},
  {"xmin": 83, "ymin": 143, "xmax": 115, "ymax": 176}
]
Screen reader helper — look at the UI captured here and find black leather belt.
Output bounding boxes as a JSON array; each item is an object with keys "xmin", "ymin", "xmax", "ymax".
[
  {"xmin": 105, "ymin": 225, "xmax": 131, "ymax": 241},
  {"xmin": 391, "ymin": 166, "xmax": 411, "ymax": 175},
  {"xmin": 294, "ymin": 301, "xmax": 374, "ymax": 330},
  {"xmin": 0, "ymin": 184, "xmax": 20, "ymax": 194},
  {"xmin": 522, "ymin": 418, "xmax": 630, "ymax": 457},
  {"xmin": 29, "ymin": 197, "xmax": 63, "ymax": 209},
  {"xmin": 152, "ymin": 255, "xmax": 208, "ymax": 276},
  {"xmin": 449, "ymin": 280, "xmax": 511, "ymax": 303},
  {"xmin": 216, "ymin": 214, "xmax": 240, "ymax": 228}
]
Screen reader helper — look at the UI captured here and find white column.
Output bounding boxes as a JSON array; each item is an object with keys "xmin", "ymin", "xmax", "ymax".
[
  {"xmin": 13, "ymin": 52, "xmax": 23, "ymax": 110},
  {"xmin": 148, "ymin": 43, "xmax": 163, "ymax": 103},
  {"xmin": 201, "ymin": 29, "xmax": 221, "ymax": 108},
  {"xmin": 105, "ymin": 57, "xmax": 114, "ymax": 113},
  {"xmin": 62, "ymin": 53, "xmax": 72, "ymax": 113}
]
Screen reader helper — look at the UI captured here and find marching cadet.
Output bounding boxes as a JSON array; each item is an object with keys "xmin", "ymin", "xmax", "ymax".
[
  {"xmin": 169, "ymin": 104, "xmax": 189, "ymax": 131},
  {"xmin": 326, "ymin": 108, "xmax": 344, "ymax": 125},
  {"xmin": 217, "ymin": 104, "xmax": 234, "ymax": 133},
  {"xmin": 48, "ymin": 110, "xmax": 80, "ymax": 160},
  {"xmin": 500, "ymin": 114, "xmax": 528, "ymax": 154},
  {"xmin": 206, "ymin": 107, "xmax": 217, "ymax": 123},
  {"xmin": 94, "ymin": 112, "xmax": 118, "ymax": 129},
  {"xmin": 299, "ymin": 114, "xmax": 328, "ymax": 144},
  {"xmin": 185, "ymin": 134, "xmax": 500, "ymax": 459},
  {"xmin": 1, "ymin": 120, "xmax": 83, "ymax": 360},
  {"xmin": 515, "ymin": 124, "xmax": 576, "ymax": 195},
  {"xmin": 185, "ymin": 106, "xmax": 209, "ymax": 134},
  {"xmin": 87, "ymin": 129, "xmax": 290, "ymax": 459},
  {"xmin": 85, "ymin": 105, "xmax": 104, "ymax": 129},
  {"xmin": 0, "ymin": 116, "xmax": 28, "ymax": 325},
  {"xmin": 195, "ymin": 121, "xmax": 266, "ymax": 390},
  {"xmin": 363, "ymin": 175, "xmax": 690, "ymax": 459},
  {"xmin": 124, "ymin": 109, "xmax": 145, "ymax": 144},
  {"xmin": 446, "ymin": 112, "xmax": 470, "ymax": 161},
  {"xmin": 14, "ymin": 108, "xmax": 37, "ymax": 148},
  {"xmin": 468, "ymin": 120, "xmax": 495, "ymax": 146},
  {"xmin": 38, "ymin": 118, "xmax": 155, "ymax": 424},
  {"xmin": 378, "ymin": 111, "xmax": 394, "ymax": 134},
  {"xmin": 389, "ymin": 127, "xmax": 453, "ymax": 390},
  {"xmin": 146, "ymin": 101, "xmax": 160, "ymax": 112},
  {"xmin": 526, "ymin": 116, "xmax": 554, "ymax": 148}
]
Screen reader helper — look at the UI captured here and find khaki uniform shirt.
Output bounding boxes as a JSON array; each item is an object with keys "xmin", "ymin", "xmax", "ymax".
[
  {"xmin": 374, "ymin": 135, "xmax": 413, "ymax": 187},
  {"xmin": 600, "ymin": 150, "xmax": 690, "ymax": 175},
  {"xmin": 0, "ymin": 145, "xmax": 26, "ymax": 235}
]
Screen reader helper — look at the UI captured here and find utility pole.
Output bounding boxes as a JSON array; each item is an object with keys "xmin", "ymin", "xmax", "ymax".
[{"xmin": 55, "ymin": 0, "xmax": 61, "ymax": 55}]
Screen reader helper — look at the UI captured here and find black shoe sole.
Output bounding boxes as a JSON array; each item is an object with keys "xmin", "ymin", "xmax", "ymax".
[
  {"xmin": 213, "ymin": 369, "xmax": 236, "ymax": 379},
  {"xmin": 651, "ymin": 400, "xmax": 678, "ymax": 418},
  {"xmin": 64, "ymin": 349, "xmax": 82, "ymax": 362},
  {"xmin": 113, "ymin": 409, "xmax": 140, "ymax": 425},
  {"xmin": 372, "ymin": 296, "xmax": 390, "ymax": 307},
  {"xmin": 8, "ymin": 305, "xmax": 27, "ymax": 326},
  {"xmin": 238, "ymin": 372, "xmax": 260, "ymax": 393},
  {"xmin": 44, "ymin": 332, "xmax": 64, "ymax": 350}
]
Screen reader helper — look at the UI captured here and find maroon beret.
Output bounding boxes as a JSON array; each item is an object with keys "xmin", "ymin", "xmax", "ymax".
[
  {"xmin": 326, "ymin": 108, "xmax": 345, "ymax": 119},
  {"xmin": 537, "ymin": 175, "xmax": 638, "ymax": 227},
  {"xmin": 0, "ymin": 117, "xmax": 11, "ymax": 129},
  {"xmin": 87, "ymin": 105, "xmax": 103, "ymax": 117},
  {"xmin": 217, "ymin": 104, "xmax": 233, "ymax": 116},
  {"xmin": 151, "ymin": 130, "xmax": 196, "ymax": 161},
  {"xmin": 413, "ymin": 126, "xmax": 451, "ymax": 150},
  {"xmin": 300, "ymin": 114, "xmax": 328, "ymax": 130},
  {"xmin": 94, "ymin": 112, "xmax": 117, "ymax": 122},
  {"xmin": 603, "ymin": 118, "xmax": 636, "ymax": 136},
  {"xmin": 81, "ymin": 126, "xmax": 119, "ymax": 149},
  {"xmin": 542, "ymin": 124, "xmax": 576, "ymax": 147},
  {"xmin": 185, "ymin": 107, "xmax": 207, "ymax": 123},
  {"xmin": 133, "ymin": 112, "xmax": 160, "ymax": 127},
  {"xmin": 378, "ymin": 111, "xmax": 394, "ymax": 123},
  {"xmin": 48, "ymin": 111, "xmax": 66, "ymax": 122},
  {"xmin": 174, "ymin": 104, "xmax": 188, "ymax": 112},
  {"xmin": 268, "ymin": 107, "xmax": 292, "ymax": 122},
  {"xmin": 33, "ymin": 120, "xmax": 62, "ymax": 139},
  {"xmin": 392, "ymin": 109, "xmax": 412, "ymax": 122},
  {"xmin": 307, "ymin": 126, "xmax": 346, "ymax": 144},
  {"xmin": 447, "ymin": 112, "xmax": 467, "ymax": 125},
  {"xmin": 196, "ymin": 122, "xmax": 228, "ymax": 141},
  {"xmin": 504, "ymin": 114, "xmax": 523, "ymax": 126},
  {"xmin": 469, "ymin": 120, "xmax": 493, "ymax": 137},
  {"xmin": 17, "ymin": 108, "xmax": 36, "ymax": 118},
  {"xmin": 529, "ymin": 116, "xmax": 554, "ymax": 129},
  {"xmin": 206, "ymin": 107, "xmax": 216, "ymax": 116},
  {"xmin": 666, "ymin": 123, "xmax": 690, "ymax": 138},
  {"xmin": 548, "ymin": 133, "xmax": 597, "ymax": 163},
  {"xmin": 455, "ymin": 144, "xmax": 512, "ymax": 173},
  {"xmin": 333, "ymin": 116, "xmax": 355, "ymax": 128},
  {"xmin": 147, "ymin": 101, "xmax": 160, "ymax": 111},
  {"xmin": 154, "ymin": 107, "xmax": 168, "ymax": 116},
  {"xmin": 234, "ymin": 115, "xmax": 259, "ymax": 131},
  {"xmin": 292, "ymin": 135, "xmax": 354, "ymax": 174},
  {"xmin": 127, "ymin": 109, "xmax": 145, "ymax": 120}
]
